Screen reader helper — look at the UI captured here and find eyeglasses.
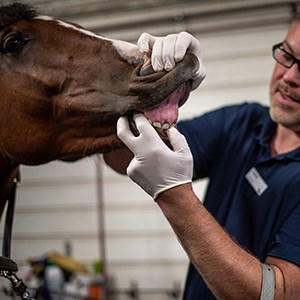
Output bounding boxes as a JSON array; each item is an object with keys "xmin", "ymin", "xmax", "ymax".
[{"xmin": 272, "ymin": 42, "xmax": 300, "ymax": 72}]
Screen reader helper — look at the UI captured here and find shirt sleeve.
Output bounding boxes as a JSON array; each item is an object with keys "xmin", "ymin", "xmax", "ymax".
[{"xmin": 268, "ymin": 200, "xmax": 300, "ymax": 266}]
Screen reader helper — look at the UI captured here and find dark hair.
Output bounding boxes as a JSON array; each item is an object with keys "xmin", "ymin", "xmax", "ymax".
[
  {"xmin": 0, "ymin": 2, "xmax": 37, "ymax": 31},
  {"xmin": 293, "ymin": 2, "xmax": 300, "ymax": 21}
]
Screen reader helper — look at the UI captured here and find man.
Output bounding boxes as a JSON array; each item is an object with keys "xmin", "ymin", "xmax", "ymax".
[{"xmin": 104, "ymin": 3, "xmax": 300, "ymax": 299}]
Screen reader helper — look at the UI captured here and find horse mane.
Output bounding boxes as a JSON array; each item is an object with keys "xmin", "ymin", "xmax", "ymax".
[{"xmin": 0, "ymin": 2, "xmax": 38, "ymax": 31}]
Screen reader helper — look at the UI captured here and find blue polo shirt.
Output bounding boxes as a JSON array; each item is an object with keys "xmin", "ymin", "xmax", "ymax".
[{"xmin": 177, "ymin": 103, "xmax": 300, "ymax": 300}]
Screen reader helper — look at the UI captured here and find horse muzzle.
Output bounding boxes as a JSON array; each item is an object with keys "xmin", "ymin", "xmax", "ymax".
[{"xmin": 127, "ymin": 52, "xmax": 199, "ymax": 130}]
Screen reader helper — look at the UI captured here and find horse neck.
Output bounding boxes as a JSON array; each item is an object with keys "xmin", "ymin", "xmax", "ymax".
[{"xmin": 0, "ymin": 158, "xmax": 19, "ymax": 219}]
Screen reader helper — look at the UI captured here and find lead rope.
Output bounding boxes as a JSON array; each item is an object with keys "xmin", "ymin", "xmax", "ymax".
[{"xmin": 0, "ymin": 175, "xmax": 35, "ymax": 300}]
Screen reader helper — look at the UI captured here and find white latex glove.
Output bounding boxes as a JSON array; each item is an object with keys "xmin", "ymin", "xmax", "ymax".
[
  {"xmin": 137, "ymin": 31, "xmax": 206, "ymax": 90},
  {"xmin": 117, "ymin": 113, "xmax": 193, "ymax": 199}
]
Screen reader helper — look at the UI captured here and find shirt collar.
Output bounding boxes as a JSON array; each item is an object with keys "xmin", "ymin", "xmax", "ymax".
[{"xmin": 254, "ymin": 114, "xmax": 300, "ymax": 161}]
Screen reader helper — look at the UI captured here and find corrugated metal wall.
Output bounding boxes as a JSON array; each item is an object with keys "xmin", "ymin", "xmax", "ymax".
[{"xmin": 0, "ymin": 0, "xmax": 297, "ymax": 299}]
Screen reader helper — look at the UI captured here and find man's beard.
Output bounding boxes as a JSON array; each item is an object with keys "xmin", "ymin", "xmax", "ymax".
[{"xmin": 269, "ymin": 82, "xmax": 300, "ymax": 130}]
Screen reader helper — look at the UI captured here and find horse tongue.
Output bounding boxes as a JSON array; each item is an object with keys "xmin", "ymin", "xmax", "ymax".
[
  {"xmin": 144, "ymin": 84, "xmax": 186, "ymax": 129},
  {"xmin": 140, "ymin": 56, "xmax": 188, "ymax": 129}
]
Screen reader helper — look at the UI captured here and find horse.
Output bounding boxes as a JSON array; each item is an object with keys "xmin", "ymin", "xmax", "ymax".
[{"xmin": 0, "ymin": 3, "xmax": 198, "ymax": 229}]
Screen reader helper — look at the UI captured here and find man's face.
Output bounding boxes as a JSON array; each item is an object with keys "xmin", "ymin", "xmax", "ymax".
[{"xmin": 269, "ymin": 20, "xmax": 300, "ymax": 132}]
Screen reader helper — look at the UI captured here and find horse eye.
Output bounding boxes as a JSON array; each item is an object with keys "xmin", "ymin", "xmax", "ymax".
[{"xmin": 3, "ymin": 36, "xmax": 26, "ymax": 53}]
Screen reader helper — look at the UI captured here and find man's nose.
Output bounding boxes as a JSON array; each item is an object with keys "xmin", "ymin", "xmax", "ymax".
[{"xmin": 283, "ymin": 63, "xmax": 300, "ymax": 87}]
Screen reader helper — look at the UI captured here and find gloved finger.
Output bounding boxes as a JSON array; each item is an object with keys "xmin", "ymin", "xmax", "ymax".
[
  {"xmin": 137, "ymin": 32, "xmax": 155, "ymax": 53},
  {"xmin": 167, "ymin": 127, "xmax": 191, "ymax": 153},
  {"xmin": 174, "ymin": 32, "xmax": 192, "ymax": 62},
  {"xmin": 177, "ymin": 32, "xmax": 200, "ymax": 55},
  {"xmin": 133, "ymin": 113, "xmax": 168, "ymax": 149},
  {"xmin": 160, "ymin": 34, "xmax": 177, "ymax": 71},
  {"xmin": 117, "ymin": 116, "xmax": 148, "ymax": 155},
  {"xmin": 137, "ymin": 33, "xmax": 164, "ymax": 72},
  {"xmin": 133, "ymin": 113, "xmax": 158, "ymax": 138},
  {"xmin": 126, "ymin": 156, "xmax": 138, "ymax": 179},
  {"xmin": 176, "ymin": 32, "xmax": 206, "ymax": 90},
  {"xmin": 151, "ymin": 37, "xmax": 164, "ymax": 71},
  {"xmin": 117, "ymin": 116, "xmax": 137, "ymax": 147}
]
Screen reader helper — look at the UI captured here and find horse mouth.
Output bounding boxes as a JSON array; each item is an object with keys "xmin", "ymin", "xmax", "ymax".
[
  {"xmin": 126, "ymin": 53, "xmax": 196, "ymax": 135},
  {"xmin": 126, "ymin": 81, "xmax": 191, "ymax": 136},
  {"xmin": 144, "ymin": 80, "xmax": 190, "ymax": 127}
]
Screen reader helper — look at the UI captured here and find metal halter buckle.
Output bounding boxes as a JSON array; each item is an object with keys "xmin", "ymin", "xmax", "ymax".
[{"xmin": 0, "ymin": 269, "xmax": 34, "ymax": 300}]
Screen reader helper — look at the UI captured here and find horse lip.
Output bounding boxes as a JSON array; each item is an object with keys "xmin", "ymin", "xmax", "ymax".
[
  {"xmin": 132, "ymin": 52, "xmax": 198, "ymax": 84},
  {"xmin": 132, "ymin": 64, "xmax": 166, "ymax": 83},
  {"xmin": 129, "ymin": 52, "xmax": 199, "ymax": 111},
  {"xmin": 139, "ymin": 64, "xmax": 155, "ymax": 77}
]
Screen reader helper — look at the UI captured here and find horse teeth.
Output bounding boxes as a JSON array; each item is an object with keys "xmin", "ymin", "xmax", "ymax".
[
  {"xmin": 153, "ymin": 122, "xmax": 162, "ymax": 128},
  {"xmin": 146, "ymin": 118, "xmax": 173, "ymax": 131},
  {"xmin": 162, "ymin": 123, "xmax": 170, "ymax": 130}
]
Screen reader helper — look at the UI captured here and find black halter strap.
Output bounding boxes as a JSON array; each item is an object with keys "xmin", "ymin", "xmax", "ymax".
[
  {"xmin": 0, "ymin": 175, "xmax": 19, "ymax": 271},
  {"xmin": 0, "ymin": 174, "xmax": 35, "ymax": 299},
  {"xmin": 3, "ymin": 175, "xmax": 18, "ymax": 259}
]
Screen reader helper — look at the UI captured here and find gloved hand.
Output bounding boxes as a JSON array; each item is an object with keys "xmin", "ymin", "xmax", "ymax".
[
  {"xmin": 117, "ymin": 113, "xmax": 193, "ymax": 199},
  {"xmin": 137, "ymin": 31, "xmax": 206, "ymax": 90}
]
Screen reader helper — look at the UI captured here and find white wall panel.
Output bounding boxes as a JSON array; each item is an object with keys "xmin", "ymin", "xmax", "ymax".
[
  {"xmin": 108, "ymin": 263, "xmax": 188, "ymax": 290},
  {"xmin": 16, "ymin": 183, "xmax": 97, "ymax": 208},
  {"xmin": 106, "ymin": 236, "xmax": 186, "ymax": 261},
  {"xmin": 13, "ymin": 212, "xmax": 98, "ymax": 234},
  {"xmin": 105, "ymin": 209, "xmax": 170, "ymax": 232}
]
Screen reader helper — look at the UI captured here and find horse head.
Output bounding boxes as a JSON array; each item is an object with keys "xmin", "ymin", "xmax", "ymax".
[
  {"xmin": 0, "ymin": 3, "xmax": 198, "ymax": 208},
  {"xmin": 0, "ymin": 3, "xmax": 199, "ymax": 164}
]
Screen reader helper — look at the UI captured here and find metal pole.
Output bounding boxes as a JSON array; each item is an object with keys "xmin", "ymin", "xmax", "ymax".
[{"xmin": 95, "ymin": 156, "xmax": 108, "ymax": 300}]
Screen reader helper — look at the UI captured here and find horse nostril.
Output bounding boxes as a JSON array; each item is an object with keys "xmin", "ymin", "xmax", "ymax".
[{"xmin": 139, "ymin": 64, "xmax": 155, "ymax": 76}]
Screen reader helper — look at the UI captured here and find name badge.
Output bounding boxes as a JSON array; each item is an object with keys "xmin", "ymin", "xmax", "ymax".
[{"xmin": 245, "ymin": 167, "xmax": 268, "ymax": 196}]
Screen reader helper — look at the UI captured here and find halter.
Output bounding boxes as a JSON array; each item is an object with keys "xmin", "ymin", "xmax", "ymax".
[{"xmin": 0, "ymin": 175, "xmax": 35, "ymax": 299}]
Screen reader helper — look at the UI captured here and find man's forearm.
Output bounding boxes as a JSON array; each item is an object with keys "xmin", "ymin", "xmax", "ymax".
[{"xmin": 156, "ymin": 183, "xmax": 262, "ymax": 299}]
